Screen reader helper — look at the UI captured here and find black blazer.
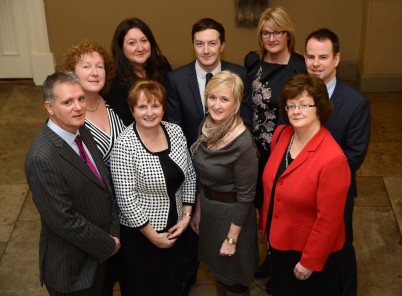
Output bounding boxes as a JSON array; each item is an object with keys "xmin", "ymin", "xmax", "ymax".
[
  {"xmin": 25, "ymin": 124, "xmax": 119, "ymax": 293},
  {"xmin": 164, "ymin": 60, "xmax": 252, "ymax": 147},
  {"xmin": 325, "ymin": 78, "xmax": 371, "ymax": 197}
]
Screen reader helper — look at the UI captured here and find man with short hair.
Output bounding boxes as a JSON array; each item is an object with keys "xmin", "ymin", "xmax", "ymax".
[
  {"xmin": 165, "ymin": 17, "xmax": 252, "ymax": 147},
  {"xmin": 305, "ymin": 28, "xmax": 371, "ymax": 296},
  {"xmin": 25, "ymin": 71, "xmax": 120, "ymax": 296},
  {"xmin": 164, "ymin": 18, "xmax": 252, "ymax": 296}
]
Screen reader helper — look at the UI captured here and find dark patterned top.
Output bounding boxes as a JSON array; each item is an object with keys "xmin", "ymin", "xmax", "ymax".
[
  {"xmin": 245, "ymin": 52, "xmax": 307, "ymax": 152},
  {"xmin": 84, "ymin": 104, "xmax": 125, "ymax": 166}
]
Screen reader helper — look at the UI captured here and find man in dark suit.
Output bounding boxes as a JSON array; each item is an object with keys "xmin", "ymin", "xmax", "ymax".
[
  {"xmin": 165, "ymin": 18, "xmax": 252, "ymax": 147},
  {"xmin": 164, "ymin": 18, "xmax": 252, "ymax": 295},
  {"xmin": 305, "ymin": 28, "xmax": 371, "ymax": 296},
  {"xmin": 25, "ymin": 71, "xmax": 120, "ymax": 296}
]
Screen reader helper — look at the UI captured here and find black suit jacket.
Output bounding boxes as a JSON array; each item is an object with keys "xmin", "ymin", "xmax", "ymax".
[
  {"xmin": 164, "ymin": 60, "xmax": 252, "ymax": 146},
  {"xmin": 325, "ymin": 78, "xmax": 371, "ymax": 197},
  {"xmin": 25, "ymin": 124, "xmax": 119, "ymax": 293}
]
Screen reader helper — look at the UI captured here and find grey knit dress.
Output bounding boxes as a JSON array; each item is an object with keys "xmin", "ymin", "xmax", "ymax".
[{"xmin": 193, "ymin": 129, "xmax": 259, "ymax": 286}]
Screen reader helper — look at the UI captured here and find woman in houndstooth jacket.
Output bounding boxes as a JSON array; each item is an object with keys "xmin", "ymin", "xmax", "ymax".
[{"xmin": 110, "ymin": 79, "xmax": 196, "ymax": 296}]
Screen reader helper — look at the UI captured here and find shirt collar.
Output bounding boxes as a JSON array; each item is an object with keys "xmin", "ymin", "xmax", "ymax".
[
  {"xmin": 47, "ymin": 119, "xmax": 79, "ymax": 146},
  {"xmin": 195, "ymin": 60, "xmax": 222, "ymax": 79},
  {"xmin": 326, "ymin": 76, "xmax": 337, "ymax": 99}
]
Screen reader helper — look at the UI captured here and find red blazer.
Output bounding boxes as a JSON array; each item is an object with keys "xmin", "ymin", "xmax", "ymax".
[{"xmin": 258, "ymin": 125, "xmax": 350, "ymax": 271}]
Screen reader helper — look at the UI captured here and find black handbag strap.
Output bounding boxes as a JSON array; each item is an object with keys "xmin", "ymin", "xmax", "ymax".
[{"xmin": 275, "ymin": 124, "xmax": 289, "ymax": 144}]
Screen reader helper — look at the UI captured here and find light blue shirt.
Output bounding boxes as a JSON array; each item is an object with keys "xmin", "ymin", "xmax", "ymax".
[
  {"xmin": 326, "ymin": 76, "xmax": 337, "ymax": 99},
  {"xmin": 47, "ymin": 119, "xmax": 100, "ymax": 173}
]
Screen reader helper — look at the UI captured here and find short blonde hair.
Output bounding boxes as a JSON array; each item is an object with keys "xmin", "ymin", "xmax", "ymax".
[
  {"xmin": 257, "ymin": 6, "xmax": 296, "ymax": 56},
  {"xmin": 205, "ymin": 70, "xmax": 243, "ymax": 115}
]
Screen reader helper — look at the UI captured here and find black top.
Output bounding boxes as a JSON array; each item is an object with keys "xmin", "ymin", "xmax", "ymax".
[
  {"xmin": 244, "ymin": 51, "xmax": 306, "ymax": 152},
  {"xmin": 106, "ymin": 60, "xmax": 172, "ymax": 126},
  {"xmin": 157, "ymin": 149, "xmax": 184, "ymax": 231}
]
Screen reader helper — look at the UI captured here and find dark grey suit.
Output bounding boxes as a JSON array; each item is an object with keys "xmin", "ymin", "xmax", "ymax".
[
  {"xmin": 165, "ymin": 60, "xmax": 252, "ymax": 147},
  {"xmin": 25, "ymin": 124, "xmax": 119, "ymax": 294},
  {"xmin": 325, "ymin": 78, "xmax": 371, "ymax": 296}
]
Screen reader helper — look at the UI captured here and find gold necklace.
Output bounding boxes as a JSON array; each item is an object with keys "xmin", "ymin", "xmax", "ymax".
[{"xmin": 87, "ymin": 96, "xmax": 101, "ymax": 112}]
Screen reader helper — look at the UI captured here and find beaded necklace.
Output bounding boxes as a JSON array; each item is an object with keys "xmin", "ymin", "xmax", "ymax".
[{"xmin": 285, "ymin": 134, "xmax": 295, "ymax": 168}]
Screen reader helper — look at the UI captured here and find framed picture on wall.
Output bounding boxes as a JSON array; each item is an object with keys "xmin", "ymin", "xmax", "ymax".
[{"xmin": 235, "ymin": 0, "xmax": 268, "ymax": 27}]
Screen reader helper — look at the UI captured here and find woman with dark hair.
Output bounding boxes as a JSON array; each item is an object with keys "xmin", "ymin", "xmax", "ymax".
[
  {"xmin": 107, "ymin": 17, "xmax": 172, "ymax": 126},
  {"xmin": 259, "ymin": 73, "xmax": 350, "ymax": 295}
]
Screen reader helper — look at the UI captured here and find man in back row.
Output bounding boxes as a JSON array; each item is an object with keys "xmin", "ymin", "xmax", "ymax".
[
  {"xmin": 305, "ymin": 28, "xmax": 371, "ymax": 296},
  {"xmin": 164, "ymin": 18, "xmax": 252, "ymax": 295}
]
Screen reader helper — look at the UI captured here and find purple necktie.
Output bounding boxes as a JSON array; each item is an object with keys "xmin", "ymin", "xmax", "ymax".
[{"xmin": 75, "ymin": 135, "xmax": 105, "ymax": 186}]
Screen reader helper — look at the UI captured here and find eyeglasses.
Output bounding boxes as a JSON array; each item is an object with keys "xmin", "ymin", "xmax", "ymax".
[
  {"xmin": 261, "ymin": 30, "xmax": 285, "ymax": 39},
  {"xmin": 285, "ymin": 104, "xmax": 316, "ymax": 112}
]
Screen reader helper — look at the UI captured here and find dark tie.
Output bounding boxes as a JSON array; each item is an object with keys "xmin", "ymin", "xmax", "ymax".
[
  {"xmin": 205, "ymin": 73, "xmax": 213, "ymax": 115},
  {"xmin": 205, "ymin": 72, "xmax": 213, "ymax": 87},
  {"xmin": 75, "ymin": 135, "xmax": 105, "ymax": 186}
]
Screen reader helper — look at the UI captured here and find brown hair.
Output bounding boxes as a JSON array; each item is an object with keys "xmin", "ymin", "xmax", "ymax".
[
  {"xmin": 279, "ymin": 74, "xmax": 332, "ymax": 124},
  {"xmin": 127, "ymin": 79, "xmax": 166, "ymax": 112}
]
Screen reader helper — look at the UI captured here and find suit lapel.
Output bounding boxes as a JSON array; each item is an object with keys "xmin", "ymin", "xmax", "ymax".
[
  {"xmin": 44, "ymin": 126, "xmax": 108, "ymax": 191},
  {"xmin": 187, "ymin": 63, "xmax": 204, "ymax": 118},
  {"xmin": 326, "ymin": 80, "xmax": 343, "ymax": 130},
  {"xmin": 79, "ymin": 126, "xmax": 113, "ymax": 192},
  {"xmin": 221, "ymin": 61, "xmax": 228, "ymax": 71},
  {"xmin": 275, "ymin": 127, "xmax": 326, "ymax": 178}
]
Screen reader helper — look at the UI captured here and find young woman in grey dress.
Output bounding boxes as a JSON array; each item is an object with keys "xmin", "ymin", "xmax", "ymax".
[{"xmin": 190, "ymin": 70, "xmax": 259, "ymax": 296}]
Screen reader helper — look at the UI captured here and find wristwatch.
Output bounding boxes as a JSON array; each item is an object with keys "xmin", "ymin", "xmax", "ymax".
[{"xmin": 226, "ymin": 236, "xmax": 237, "ymax": 245}]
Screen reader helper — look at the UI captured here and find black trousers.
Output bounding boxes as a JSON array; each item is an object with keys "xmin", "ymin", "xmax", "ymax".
[
  {"xmin": 180, "ymin": 226, "xmax": 199, "ymax": 284},
  {"xmin": 101, "ymin": 252, "xmax": 121, "ymax": 296},
  {"xmin": 269, "ymin": 247, "xmax": 341, "ymax": 296},
  {"xmin": 340, "ymin": 189, "xmax": 357, "ymax": 296},
  {"xmin": 254, "ymin": 143, "xmax": 270, "ymax": 209}
]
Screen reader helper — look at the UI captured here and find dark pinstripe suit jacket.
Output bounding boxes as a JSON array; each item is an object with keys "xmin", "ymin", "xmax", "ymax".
[{"xmin": 25, "ymin": 123, "xmax": 119, "ymax": 293}]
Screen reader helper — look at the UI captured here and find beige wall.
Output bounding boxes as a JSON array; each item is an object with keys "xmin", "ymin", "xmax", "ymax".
[
  {"xmin": 359, "ymin": 0, "xmax": 402, "ymax": 91},
  {"xmin": 44, "ymin": 0, "xmax": 363, "ymax": 67},
  {"xmin": 43, "ymin": 0, "xmax": 401, "ymax": 91}
]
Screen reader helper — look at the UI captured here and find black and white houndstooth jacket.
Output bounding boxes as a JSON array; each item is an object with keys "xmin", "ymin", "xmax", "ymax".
[{"xmin": 110, "ymin": 121, "xmax": 196, "ymax": 231}]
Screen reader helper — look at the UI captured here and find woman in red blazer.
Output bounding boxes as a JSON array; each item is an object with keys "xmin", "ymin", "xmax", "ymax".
[{"xmin": 259, "ymin": 74, "xmax": 350, "ymax": 295}]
